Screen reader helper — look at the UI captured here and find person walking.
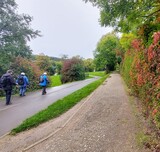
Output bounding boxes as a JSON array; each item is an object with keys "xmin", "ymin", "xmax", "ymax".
[
  {"xmin": 17, "ymin": 72, "xmax": 29, "ymax": 96},
  {"xmin": 39, "ymin": 72, "xmax": 49, "ymax": 95},
  {"xmin": 1, "ymin": 70, "xmax": 16, "ymax": 105}
]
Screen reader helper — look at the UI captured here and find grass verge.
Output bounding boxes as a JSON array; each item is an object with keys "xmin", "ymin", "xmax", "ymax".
[
  {"xmin": 49, "ymin": 75, "xmax": 62, "ymax": 87},
  {"xmin": 88, "ymin": 71, "xmax": 106, "ymax": 77},
  {"xmin": 121, "ymin": 76, "xmax": 153, "ymax": 149},
  {"xmin": 11, "ymin": 74, "xmax": 108, "ymax": 134}
]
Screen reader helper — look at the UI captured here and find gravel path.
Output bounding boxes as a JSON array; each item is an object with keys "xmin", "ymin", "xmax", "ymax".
[{"xmin": 0, "ymin": 73, "xmax": 150, "ymax": 152}]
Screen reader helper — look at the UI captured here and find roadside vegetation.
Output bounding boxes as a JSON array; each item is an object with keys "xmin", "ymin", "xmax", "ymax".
[
  {"xmin": 11, "ymin": 74, "xmax": 108, "ymax": 134},
  {"xmin": 88, "ymin": 71, "xmax": 106, "ymax": 77},
  {"xmin": 1, "ymin": 0, "xmax": 160, "ymax": 150},
  {"xmin": 84, "ymin": 0, "xmax": 160, "ymax": 149},
  {"xmin": 49, "ymin": 75, "xmax": 62, "ymax": 87}
]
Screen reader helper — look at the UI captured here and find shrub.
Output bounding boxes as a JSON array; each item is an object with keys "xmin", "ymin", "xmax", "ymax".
[
  {"xmin": 121, "ymin": 32, "xmax": 160, "ymax": 128},
  {"xmin": 10, "ymin": 57, "xmax": 42, "ymax": 91},
  {"xmin": 61, "ymin": 57, "xmax": 85, "ymax": 83}
]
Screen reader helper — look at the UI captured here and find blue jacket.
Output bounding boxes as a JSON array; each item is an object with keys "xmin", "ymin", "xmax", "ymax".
[
  {"xmin": 23, "ymin": 75, "xmax": 29, "ymax": 87},
  {"xmin": 39, "ymin": 74, "xmax": 48, "ymax": 87},
  {"xmin": 17, "ymin": 75, "xmax": 29, "ymax": 87}
]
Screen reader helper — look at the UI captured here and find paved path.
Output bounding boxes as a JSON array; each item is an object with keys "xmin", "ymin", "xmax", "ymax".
[
  {"xmin": 0, "ymin": 77, "xmax": 99, "ymax": 137},
  {"xmin": 0, "ymin": 73, "xmax": 150, "ymax": 152}
]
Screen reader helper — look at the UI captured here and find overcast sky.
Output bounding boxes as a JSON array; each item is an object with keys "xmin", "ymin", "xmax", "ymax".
[{"xmin": 15, "ymin": 0, "xmax": 113, "ymax": 59}]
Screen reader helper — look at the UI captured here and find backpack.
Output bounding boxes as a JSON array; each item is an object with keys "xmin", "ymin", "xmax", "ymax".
[
  {"xmin": 1, "ymin": 76, "xmax": 11, "ymax": 87},
  {"xmin": 18, "ymin": 76, "xmax": 24, "ymax": 85},
  {"xmin": 39, "ymin": 76, "xmax": 44, "ymax": 83}
]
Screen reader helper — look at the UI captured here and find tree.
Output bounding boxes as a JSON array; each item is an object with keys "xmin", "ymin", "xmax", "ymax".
[
  {"xmin": 83, "ymin": 0, "xmax": 160, "ymax": 33},
  {"xmin": 55, "ymin": 61, "xmax": 62, "ymax": 75},
  {"xmin": 60, "ymin": 54, "xmax": 68, "ymax": 60},
  {"xmin": 0, "ymin": 0, "xmax": 40, "ymax": 74},
  {"xmin": 35, "ymin": 54, "xmax": 55, "ymax": 75},
  {"xmin": 83, "ymin": 58, "xmax": 95, "ymax": 72},
  {"xmin": 120, "ymin": 33, "xmax": 137, "ymax": 52},
  {"xmin": 94, "ymin": 33, "xmax": 120, "ymax": 72}
]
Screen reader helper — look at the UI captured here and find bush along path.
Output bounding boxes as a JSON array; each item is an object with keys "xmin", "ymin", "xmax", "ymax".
[{"xmin": 0, "ymin": 73, "xmax": 152, "ymax": 152}]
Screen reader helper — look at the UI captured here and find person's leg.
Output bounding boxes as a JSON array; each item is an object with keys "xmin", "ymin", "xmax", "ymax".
[
  {"xmin": 6, "ymin": 90, "xmax": 12, "ymax": 105},
  {"xmin": 42, "ymin": 86, "xmax": 46, "ymax": 95},
  {"xmin": 5, "ymin": 90, "xmax": 8, "ymax": 104},
  {"xmin": 19, "ymin": 86, "xmax": 23, "ymax": 96},
  {"xmin": 22, "ymin": 86, "xmax": 26, "ymax": 96},
  {"xmin": 44, "ymin": 86, "xmax": 47, "ymax": 94},
  {"xmin": 42, "ymin": 86, "xmax": 44, "ymax": 95}
]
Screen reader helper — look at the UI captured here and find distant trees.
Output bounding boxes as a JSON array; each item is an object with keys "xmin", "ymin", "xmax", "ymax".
[
  {"xmin": 83, "ymin": 58, "xmax": 94, "ymax": 72},
  {"xmin": 94, "ymin": 33, "xmax": 120, "ymax": 72},
  {"xmin": 55, "ymin": 61, "xmax": 62, "ymax": 75}
]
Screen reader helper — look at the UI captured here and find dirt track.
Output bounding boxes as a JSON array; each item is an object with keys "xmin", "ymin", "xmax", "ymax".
[{"xmin": 0, "ymin": 73, "xmax": 150, "ymax": 152}]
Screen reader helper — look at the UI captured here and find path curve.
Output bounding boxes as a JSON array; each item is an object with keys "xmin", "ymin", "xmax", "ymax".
[{"xmin": 0, "ymin": 73, "xmax": 150, "ymax": 152}]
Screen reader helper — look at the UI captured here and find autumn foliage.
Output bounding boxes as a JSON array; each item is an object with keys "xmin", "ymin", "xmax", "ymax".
[
  {"xmin": 122, "ymin": 32, "xmax": 160, "ymax": 128},
  {"xmin": 10, "ymin": 57, "xmax": 42, "ymax": 91}
]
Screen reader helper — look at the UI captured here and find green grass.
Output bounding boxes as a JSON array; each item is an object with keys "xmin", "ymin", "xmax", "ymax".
[
  {"xmin": 88, "ymin": 71, "xmax": 106, "ymax": 77},
  {"xmin": 11, "ymin": 74, "xmax": 109, "ymax": 134},
  {"xmin": 49, "ymin": 72, "xmax": 105, "ymax": 87},
  {"xmin": 49, "ymin": 75, "xmax": 62, "ymax": 87},
  {"xmin": 136, "ymin": 131, "xmax": 150, "ymax": 147}
]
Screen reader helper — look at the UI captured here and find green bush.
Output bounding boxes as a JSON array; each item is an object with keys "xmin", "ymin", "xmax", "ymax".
[{"xmin": 61, "ymin": 57, "xmax": 85, "ymax": 83}]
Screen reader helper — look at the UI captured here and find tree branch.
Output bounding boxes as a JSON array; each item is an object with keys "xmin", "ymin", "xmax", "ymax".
[{"xmin": 142, "ymin": 9, "xmax": 160, "ymax": 18}]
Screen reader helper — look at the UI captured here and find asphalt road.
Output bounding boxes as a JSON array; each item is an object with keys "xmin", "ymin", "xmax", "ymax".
[{"xmin": 0, "ymin": 77, "xmax": 99, "ymax": 137}]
